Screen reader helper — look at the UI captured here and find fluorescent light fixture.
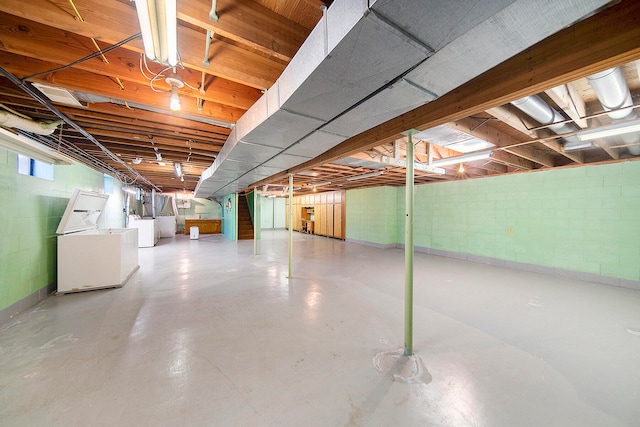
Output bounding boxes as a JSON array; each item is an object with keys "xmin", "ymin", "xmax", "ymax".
[
  {"xmin": 134, "ymin": 0, "xmax": 177, "ymax": 66},
  {"xmin": 577, "ymin": 119, "xmax": 640, "ymax": 141},
  {"xmin": 313, "ymin": 181, "xmax": 331, "ymax": 187},
  {"xmin": 432, "ymin": 151, "xmax": 492, "ymax": 167},
  {"xmin": 346, "ymin": 171, "xmax": 385, "ymax": 181},
  {"xmin": 419, "ymin": 165, "xmax": 446, "ymax": 175},
  {"xmin": 414, "ymin": 125, "xmax": 495, "ymax": 153},
  {"xmin": 174, "ymin": 162, "xmax": 183, "ymax": 177},
  {"xmin": 0, "ymin": 127, "xmax": 72, "ymax": 165}
]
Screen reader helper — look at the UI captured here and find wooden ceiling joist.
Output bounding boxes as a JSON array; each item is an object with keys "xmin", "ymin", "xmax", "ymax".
[
  {"xmin": 0, "ymin": 0, "xmax": 284, "ymax": 89},
  {"xmin": 177, "ymin": 0, "xmax": 310, "ymax": 63},
  {"xmin": 0, "ymin": 52, "xmax": 245, "ymax": 124}
]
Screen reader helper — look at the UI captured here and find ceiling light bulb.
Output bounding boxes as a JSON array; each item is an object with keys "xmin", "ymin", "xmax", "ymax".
[
  {"xmin": 132, "ymin": 157, "xmax": 142, "ymax": 165},
  {"xmin": 170, "ymin": 86, "xmax": 181, "ymax": 111},
  {"xmin": 458, "ymin": 163, "xmax": 465, "ymax": 173}
]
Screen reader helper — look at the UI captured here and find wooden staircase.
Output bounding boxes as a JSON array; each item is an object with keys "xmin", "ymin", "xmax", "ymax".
[{"xmin": 237, "ymin": 194, "xmax": 254, "ymax": 240}]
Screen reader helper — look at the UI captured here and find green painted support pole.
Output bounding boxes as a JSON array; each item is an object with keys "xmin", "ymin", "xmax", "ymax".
[
  {"xmin": 288, "ymin": 174, "xmax": 293, "ymax": 278},
  {"xmin": 234, "ymin": 194, "xmax": 238, "ymax": 241},
  {"xmin": 253, "ymin": 188, "xmax": 258, "ymax": 256},
  {"xmin": 402, "ymin": 129, "xmax": 417, "ymax": 356}
]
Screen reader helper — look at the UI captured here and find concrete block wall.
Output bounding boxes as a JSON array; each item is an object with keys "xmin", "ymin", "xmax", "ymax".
[
  {"xmin": 347, "ymin": 160, "xmax": 640, "ymax": 284},
  {"xmin": 0, "ymin": 147, "xmax": 125, "ymax": 321},
  {"xmin": 346, "ymin": 186, "xmax": 397, "ymax": 247},
  {"xmin": 260, "ymin": 197, "xmax": 286, "ymax": 229}
]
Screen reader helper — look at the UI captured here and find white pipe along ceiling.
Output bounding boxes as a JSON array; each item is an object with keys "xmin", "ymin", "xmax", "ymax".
[
  {"xmin": 0, "ymin": 111, "xmax": 62, "ymax": 135},
  {"xmin": 194, "ymin": 0, "xmax": 613, "ymax": 200},
  {"xmin": 511, "ymin": 66, "xmax": 640, "ymax": 154},
  {"xmin": 510, "ymin": 95, "xmax": 584, "ymax": 150},
  {"xmin": 587, "ymin": 67, "xmax": 640, "ymax": 155}
]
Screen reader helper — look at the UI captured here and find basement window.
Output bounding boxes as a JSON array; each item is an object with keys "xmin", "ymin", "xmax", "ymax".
[{"xmin": 17, "ymin": 154, "xmax": 54, "ymax": 181}]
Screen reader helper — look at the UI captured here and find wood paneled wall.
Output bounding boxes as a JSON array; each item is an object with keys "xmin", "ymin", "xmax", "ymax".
[{"xmin": 285, "ymin": 190, "xmax": 345, "ymax": 239}]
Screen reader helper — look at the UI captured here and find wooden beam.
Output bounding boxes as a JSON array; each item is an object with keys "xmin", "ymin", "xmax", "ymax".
[
  {"xmin": 0, "ymin": 0, "xmax": 283, "ymax": 89},
  {"xmin": 0, "ymin": 52, "xmax": 244, "ymax": 124},
  {"xmin": 62, "ymin": 112, "xmax": 228, "ymax": 144},
  {"xmin": 487, "ymin": 104, "xmax": 584, "ymax": 164},
  {"xmin": 448, "ymin": 118, "xmax": 555, "ymax": 167},
  {"xmin": 501, "ymin": 145, "xmax": 553, "ymax": 168},
  {"xmin": 177, "ymin": 0, "xmax": 309, "ymax": 63},
  {"xmin": 486, "ymin": 105, "xmax": 539, "ymax": 138},
  {"xmin": 63, "ymin": 127, "xmax": 222, "ymax": 152},
  {"xmin": 59, "ymin": 103, "xmax": 232, "ymax": 137},
  {"xmin": 250, "ymin": 0, "xmax": 640, "ymax": 189},
  {"xmin": 0, "ymin": 17, "xmax": 261, "ymax": 110},
  {"xmin": 545, "ymin": 83, "xmax": 588, "ymax": 128},
  {"xmin": 542, "ymin": 139, "xmax": 584, "ymax": 164},
  {"xmin": 72, "ymin": 142, "xmax": 215, "ymax": 164},
  {"xmin": 491, "ymin": 151, "xmax": 534, "ymax": 170},
  {"xmin": 594, "ymin": 139, "xmax": 621, "ymax": 160}
]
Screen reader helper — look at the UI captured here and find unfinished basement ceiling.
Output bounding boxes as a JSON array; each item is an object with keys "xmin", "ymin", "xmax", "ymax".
[{"xmin": 0, "ymin": 0, "xmax": 639, "ymax": 196}]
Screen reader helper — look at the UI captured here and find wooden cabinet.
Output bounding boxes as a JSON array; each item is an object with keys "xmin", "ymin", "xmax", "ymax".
[
  {"xmin": 287, "ymin": 190, "xmax": 345, "ymax": 239},
  {"xmin": 332, "ymin": 203, "xmax": 343, "ymax": 238},
  {"xmin": 184, "ymin": 219, "xmax": 221, "ymax": 234},
  {"xmin": 326, "ymin": 203, "xmax": 334, "ymax": 236}
]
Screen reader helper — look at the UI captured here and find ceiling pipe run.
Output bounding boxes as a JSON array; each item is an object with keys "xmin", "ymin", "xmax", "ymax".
[
  {"xmin": 587, "ymin": 67, "xmax": 640, "ymax": 155},
  {"xmin": 0, "ymin": 67, "xmax": 160, "ymax": 191},
  {"xmin": 0, "ymin": 111, "xmax": 62, "ymax": 135},
  {"xmin": 510, "ymin": 95, "xmax": 585, "ymax": 150}
]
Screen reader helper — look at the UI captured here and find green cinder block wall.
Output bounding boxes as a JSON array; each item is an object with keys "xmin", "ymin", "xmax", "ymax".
[
  {"xmin": 346, "ymin": 160, "xmax": 640, "ymax": 282},
  {"xmin": 346, "ymin": 186, "xmax": 399, "ymax": 246},
  {"xmin": 0, "ymin": 147, "xmax": 125, "ymax": 314}
]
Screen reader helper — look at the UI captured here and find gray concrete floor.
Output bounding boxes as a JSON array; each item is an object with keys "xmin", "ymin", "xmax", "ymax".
[{"xmin": 1, "ymin": 230, "xmax": 639, "ymax": 426}]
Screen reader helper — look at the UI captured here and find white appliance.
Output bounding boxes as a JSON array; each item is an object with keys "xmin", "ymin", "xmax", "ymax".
[
  {"xmin": 128, "ymin": 217, "xmax": 159, "ymax": 247},
  {"xmin": 190, "ymin": 226, "xmax": 199, "ymax": 240},
  {"xmin": 56, "ymin": 190, "xmax": 139, "ymax": 294},
  {"xmin": 156, "ymin": 216, "xmax": 177, "ymax": 237}
]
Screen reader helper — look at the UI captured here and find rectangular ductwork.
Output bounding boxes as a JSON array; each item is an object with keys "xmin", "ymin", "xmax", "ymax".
[{"xmin": 195, "ymin": 0, "xmax": 611, "ymax": 199}]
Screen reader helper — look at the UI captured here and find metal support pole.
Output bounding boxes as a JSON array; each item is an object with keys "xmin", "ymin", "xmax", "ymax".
[
  {"xmin": 402, "ymin": 129, "xmax": 418, "ymax": 356},
  {"xmin": 151, "ymin": 188, "xmax": 156, "ymax": 218},
  {"xmin": 253, "ymin": 188, "xmax": 258, "ymax": 255},
  {"xmin": 288, "ymin": 174, "xmax": 293, "ymax": 278}
]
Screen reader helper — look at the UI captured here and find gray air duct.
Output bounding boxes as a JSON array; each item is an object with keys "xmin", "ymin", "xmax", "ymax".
[
  {"xmin": 587, "ymin": 67, "xmax": 640, "ymax": 155},
  {"xmin": 0, "ymin": 111, "xmax": 62, "ymax": 135},
  {"xmin": 510, "ymin": 95, "xmax": 585, "ymax": 150}
]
